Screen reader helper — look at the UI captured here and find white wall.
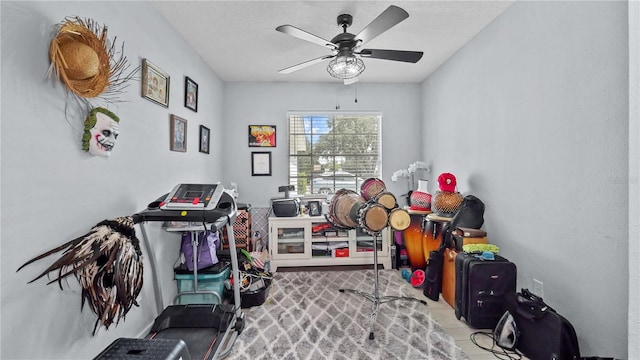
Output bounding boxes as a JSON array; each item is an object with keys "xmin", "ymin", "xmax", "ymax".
[
  {"xmin": 628, "ymin": 0, "xmax": 640, "ymax": 357},
  {"xmin": 1, "ymin": 2, "xmax": 225, "ymax": 359},
  {"xmin": 1, "ymin": 1, "xmax": 636, "ymax": 359},
  {"xmin": 420, "ymin": 1, "xmax": 630, "ymax": 358},
  {"xmin": 0, "ymin": 3, "xmax": 424, "ymax": 358},
  {"xmin": 222, "ymin": 82, "xmax": 423, "ymax": 207}
]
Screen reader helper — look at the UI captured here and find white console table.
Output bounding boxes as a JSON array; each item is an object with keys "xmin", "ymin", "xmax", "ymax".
[{"xmin": 268, "ymin": 215, "xmax": 391, "ymax": 272}]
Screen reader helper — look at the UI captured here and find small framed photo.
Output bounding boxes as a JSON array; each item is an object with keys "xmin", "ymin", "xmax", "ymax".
[
  {"xmin": 248, "ymin": 125, "xmax": 276, "ymax": 147},
  {"xmin": 308, "ymin": 201, "xmax": 321, "ymax": 216},
  {"xmin": 251, "ymin": 151, "xmax": 271, "ymax": 176},
  {"xmin": 199, "ymin": 125, "xmax": 210, "ymax": 154},
  {"xmin": 170, "ymin": 114, "xmax": 187, "ymax": 152},
  {"xmin": 142, "ymin": 59, "xmax": 170, "ymax": 107},
  {"xmin": 185, "ymin": 76, "xmax": 198, "ymax": 112}
]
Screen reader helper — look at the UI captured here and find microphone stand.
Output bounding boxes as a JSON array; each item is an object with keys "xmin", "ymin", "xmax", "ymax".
[{"xmin": 339, "ymin": 227, "xmax": 427, "ymax": 340}]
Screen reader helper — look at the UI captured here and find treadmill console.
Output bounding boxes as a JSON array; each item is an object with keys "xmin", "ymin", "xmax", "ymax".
[{"xmin": 160, "ymin": 183, "xmax": 224, "ymax": 210}]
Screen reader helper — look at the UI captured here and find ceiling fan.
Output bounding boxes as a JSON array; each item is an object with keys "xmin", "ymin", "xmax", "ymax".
[{"xmin": 276, "ymin": 5, "xmax": 423, "ymax": 84}]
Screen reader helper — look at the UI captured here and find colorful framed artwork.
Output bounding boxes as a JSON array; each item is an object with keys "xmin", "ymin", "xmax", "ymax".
[
  {"xmin": 141, "ymin": 59, "xmax": 170, "ymax": 107},
  {"xmin": 185, "ymin": 76, "xmax": 198, "ymax": 112},
  {"xmin": 170, "ymin": 114, "xmax": 187, "ymax": 152},
  {"xmin": 251, "ymin": 151, "xmax": 272, "ymax": 176},
  {"xmin": 199, "ymin": 125, "xmax": 210, "ymax": 154},
  {"xmin": 248, "ymin": 125, "xmax": 276, "ymax": 147}
]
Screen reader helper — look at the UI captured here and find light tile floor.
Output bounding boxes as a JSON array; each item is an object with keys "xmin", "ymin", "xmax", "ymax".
[{"xmin": 401, "ymin": 280, "xmax": 527, "ymax": 360}]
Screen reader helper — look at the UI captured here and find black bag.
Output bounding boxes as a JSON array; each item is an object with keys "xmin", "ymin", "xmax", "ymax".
[
  {"xmin": 505, "ymin": 289, "xmax": 581, "ymax": 360},
  {"xmin": 443, "ymin": 195, "xmax": 485, "ymax": 250},
  {"xmin": 422, "ymin": 249, "xmax": 444, "ymax": 301}
]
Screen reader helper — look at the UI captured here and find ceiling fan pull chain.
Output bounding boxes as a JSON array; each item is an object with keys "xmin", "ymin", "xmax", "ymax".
[{"xmin": 354, "ymin": 82, "xmax": 358, "ymax": 103}]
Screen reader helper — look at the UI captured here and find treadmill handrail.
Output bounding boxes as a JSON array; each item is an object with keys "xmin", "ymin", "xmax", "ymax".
[
  {"xmin": 133, "ymin": 190, "xmax": 237, "ymax": 224},
  {"xmin": 133, "ymin": 190, "xmax": 238, "ymax": 315}
]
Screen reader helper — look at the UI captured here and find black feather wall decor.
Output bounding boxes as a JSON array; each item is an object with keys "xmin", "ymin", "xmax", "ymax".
[{"xmin": 17, "ymin": 216, "xmax": 144, "ymax": 335}]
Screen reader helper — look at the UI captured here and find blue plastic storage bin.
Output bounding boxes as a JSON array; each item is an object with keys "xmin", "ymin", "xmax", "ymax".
[{"xmin": 174, "ymin": 262, "xmax": 230, "ymax": 305}]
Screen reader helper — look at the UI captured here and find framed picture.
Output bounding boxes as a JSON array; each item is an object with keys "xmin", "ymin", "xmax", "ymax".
[
  {"xmin": 248, "ymin": 125, "xmax": 276, "ymax": 147},
  {"xmin": 141, "ymin": 59, "xmax": 170, "ymax": 107},
  {"xmin": 251, "ymin": 151, "xmax": 271, "ymax": 176},
  {"xmin": 170, "ymin": 114, "xmax": 187, "ymax": 152},
  {"xmin": 185, "ymin": 76, "xmax": 198, "ymax": 112},
  {"xmin": 199, "ymin": 125, "xmax": 210, "ymax": 154},
  {"xmin": 308, "ymin": 201, "xmax": 321, "ymax": 216}
]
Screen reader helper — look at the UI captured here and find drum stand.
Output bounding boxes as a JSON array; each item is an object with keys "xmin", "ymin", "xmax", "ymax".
[{"xmin": 339, "ymin": 229, "xmax": 427, "ymax": 340}]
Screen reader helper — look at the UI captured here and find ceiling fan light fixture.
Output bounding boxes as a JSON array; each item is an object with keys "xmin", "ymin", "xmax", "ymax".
[
  {"xmin": 327, "ymin": 55, "xmax": 365, "ymax": 80},
  {"xmin": 277, "ymin": 6, "xmax": 420, "ymax": 79}
]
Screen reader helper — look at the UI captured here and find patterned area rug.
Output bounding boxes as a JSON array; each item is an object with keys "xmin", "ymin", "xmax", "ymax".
[{"xmin": 227, "ymin": 269, "xmax": 469, "ymax": 360}]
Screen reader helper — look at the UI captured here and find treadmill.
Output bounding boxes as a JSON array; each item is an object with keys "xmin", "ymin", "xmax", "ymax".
[{"xmin": 95, "ymin": 184, "xmax": 244, "ymax": 360}]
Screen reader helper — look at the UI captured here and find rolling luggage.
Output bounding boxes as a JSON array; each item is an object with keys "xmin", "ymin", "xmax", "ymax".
[
  {"xmin": 454, "ymin": 252, "xmax": 517, "ymax": 329},
  {"xmin": 443, "ymin": 236, "xmax": 489, "ymax": 308}
]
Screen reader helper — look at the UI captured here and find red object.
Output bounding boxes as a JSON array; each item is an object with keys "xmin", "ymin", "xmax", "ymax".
[
  {"xmin": 410, "ymin": 269, "xmax": 425, "ymax": 287},
  {"xmin": 335, "ymin": 248, "xmax": 349, "ymax": 257},
  {"xmin": 312, "ymin": 222, "xmax": 332, "ymax": 233},
  {"xmin": 409, "ymin": 191, "xmax": 432, "ymax": 211},
  {"xmin": 192, "ymin": 197, "xmax": 200, "ymax": 205},
  {"xmin": 437, "ymin": 173, "xmax": 457, "ymax": 192}
]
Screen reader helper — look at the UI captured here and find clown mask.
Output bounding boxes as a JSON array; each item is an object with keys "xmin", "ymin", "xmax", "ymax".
[{"xmin": 82, "ymin": 107, "xmax": 120, "ymax": 157}]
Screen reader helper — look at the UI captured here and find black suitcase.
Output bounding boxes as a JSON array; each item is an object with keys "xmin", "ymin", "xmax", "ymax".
[{"xmin": 454, "ymin": 252, "xmax": 517, "ymax": 329}]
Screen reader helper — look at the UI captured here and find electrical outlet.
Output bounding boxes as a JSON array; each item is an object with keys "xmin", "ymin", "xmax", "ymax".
[{"xmin": 532, "ymin": 279, "xmax": 544, "ymax": 298}]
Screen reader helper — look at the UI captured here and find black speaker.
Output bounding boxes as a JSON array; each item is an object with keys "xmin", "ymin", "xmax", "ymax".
[{"xmin": 271, "ymin": 198, "xmax": 300, "ymax": 217}]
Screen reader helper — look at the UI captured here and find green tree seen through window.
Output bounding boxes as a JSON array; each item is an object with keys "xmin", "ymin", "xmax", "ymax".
[{"xmin": 288, "ymin": 113, "xmax": 381, "ymax": 195}]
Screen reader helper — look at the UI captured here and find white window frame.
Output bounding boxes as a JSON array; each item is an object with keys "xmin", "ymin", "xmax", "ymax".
[{"xmin": 287, "ymin": 111, "xmax": 382, "ymax": 195}]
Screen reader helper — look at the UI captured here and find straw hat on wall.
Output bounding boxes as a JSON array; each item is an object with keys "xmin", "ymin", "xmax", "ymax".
[{"xmin": 48, "ymin": 16, "xmax": 134, "ymax": 100}]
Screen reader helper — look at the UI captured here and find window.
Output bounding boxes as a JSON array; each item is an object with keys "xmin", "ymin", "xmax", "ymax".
[{"xmin": 288, "ymin": 112, "xmax": 381, "ymax": 195}]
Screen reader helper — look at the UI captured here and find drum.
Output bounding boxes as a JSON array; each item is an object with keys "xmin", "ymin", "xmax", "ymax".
[
  {"xmin": 327, "ymin": 189, "xmax": 366, "ymax": 229},
  {"xmin": 388, "ymin": 208, "xmax": 411, "ymax": 231},
  {"xmin": 422, "ymin": 213, "xmax": 450, "ymax": 264},
  {"xmin": 432, "ymin": 191, "xmax": 464, "ymax": 217},
  {"xmin": 402, "ymin": 214, "xmax": 426, "ymax": 269},
  {"xmin": 360, "ymin": 178, "xmax": 386, "ymax": 201},
  {"xmin": 373, "ymin": 191, "xmax": 397, "ymax": 210},
  {"xmin": 358, "ymin": 203, "xmax": 388, "ymax": 235}
]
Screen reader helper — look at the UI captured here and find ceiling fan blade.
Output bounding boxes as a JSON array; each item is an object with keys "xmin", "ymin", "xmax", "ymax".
[
  {"xmin": 276, "ymin": 25, "xmax": 338, "ymax": 50},
  {"xmin": 358, "ymin": 49, "xmax": 423, "ymax": 63},
  {"xmin": 278, "ymin": 55, "xmax": 336, "ymax": 74},
  {"xmin": 355, "ymin": 5, "xmax": 409, "ymax": 46}
]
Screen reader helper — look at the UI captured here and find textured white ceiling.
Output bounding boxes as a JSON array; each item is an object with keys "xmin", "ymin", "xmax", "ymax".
[{"xmin": 151, "ymin": 1, "xmax": 514, "ymax": 83}]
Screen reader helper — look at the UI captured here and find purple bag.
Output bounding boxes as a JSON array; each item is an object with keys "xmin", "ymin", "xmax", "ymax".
[{"xmin": 181, "ymin": 231, "xmax": 219, "ymax": 271}]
